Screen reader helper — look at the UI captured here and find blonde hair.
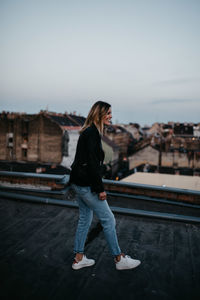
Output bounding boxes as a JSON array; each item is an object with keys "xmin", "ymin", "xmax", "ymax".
[{"xmin": 80, "ymin": 101, "xmax": 111, "ymax": 134}]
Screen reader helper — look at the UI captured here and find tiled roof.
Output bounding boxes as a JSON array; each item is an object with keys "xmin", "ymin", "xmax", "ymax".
[{"xmin": 49, "ymin": 114, "xmax": 85, "ymax": 127}]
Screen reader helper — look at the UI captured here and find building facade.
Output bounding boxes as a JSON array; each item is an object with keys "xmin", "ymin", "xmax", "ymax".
[{"xmin": 0, "ymin": 112, "xmax": 64, "ymax": 164}]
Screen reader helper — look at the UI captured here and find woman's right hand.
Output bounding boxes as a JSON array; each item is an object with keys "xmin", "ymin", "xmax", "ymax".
[{"xmin": 99, "ymin": 191, "xmax": 107, "ymax": 201}]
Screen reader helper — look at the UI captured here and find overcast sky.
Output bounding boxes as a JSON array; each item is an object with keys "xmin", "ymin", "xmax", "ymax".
[{"xmin": 0, "ymin": 0, "xmax": 200, "ymax": 125}]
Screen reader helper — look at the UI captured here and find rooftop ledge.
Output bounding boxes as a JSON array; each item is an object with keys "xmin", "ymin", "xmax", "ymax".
[{"xmin": 0, "ymin": 171, "xmax": 200, "ymax": 204}]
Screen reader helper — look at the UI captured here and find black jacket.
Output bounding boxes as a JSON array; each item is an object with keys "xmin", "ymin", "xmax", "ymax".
[{"xmin": 69, "ymin": 123, "xmax": 105, "ymax": 193}]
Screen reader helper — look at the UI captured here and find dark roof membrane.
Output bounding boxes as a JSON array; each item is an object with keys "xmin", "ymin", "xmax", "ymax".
[{"xmin": 0, "ymin": 196, "xmax": 199, "ymax": 300}]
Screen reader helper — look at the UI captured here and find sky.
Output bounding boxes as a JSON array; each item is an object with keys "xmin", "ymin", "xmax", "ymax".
[{"xmin": 0, "ymin": 0, "xmax": 200, "ymax": 125}]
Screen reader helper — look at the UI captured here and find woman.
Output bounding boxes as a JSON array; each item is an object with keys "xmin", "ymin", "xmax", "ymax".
[{"xmin": 69, "ymin": 101, "xmax": 141, "ymax": 270}]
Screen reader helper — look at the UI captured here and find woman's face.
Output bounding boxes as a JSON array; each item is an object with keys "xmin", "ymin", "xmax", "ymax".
[{"xmin": 103, "ymin": 107, "xmax": 112, "ymax": 125}]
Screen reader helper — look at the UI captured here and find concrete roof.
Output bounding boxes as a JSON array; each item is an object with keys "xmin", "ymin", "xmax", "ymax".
[{"xmin": 122, "ymin": 172, "xmax": 200, "ymax": 191}]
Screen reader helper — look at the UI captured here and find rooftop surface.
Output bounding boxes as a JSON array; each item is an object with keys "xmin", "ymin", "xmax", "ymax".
[
  {"xmin": 0, "ymin": 195, "xmax": 200, "ymax": 300},
  {"xmin": 122, "ymin": 172, "xmax": 200, "ymax": 191}
]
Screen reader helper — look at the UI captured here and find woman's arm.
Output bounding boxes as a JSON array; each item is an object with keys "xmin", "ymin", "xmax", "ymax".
[{"xmin": 87, "ymin": 132, "xmax": 105, "ymax": 194}]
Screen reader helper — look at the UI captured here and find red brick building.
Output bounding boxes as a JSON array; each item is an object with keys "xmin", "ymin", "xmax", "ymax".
[{"xmin": 0, "ymin": 112, "xmax": 63, "ymax": 164}]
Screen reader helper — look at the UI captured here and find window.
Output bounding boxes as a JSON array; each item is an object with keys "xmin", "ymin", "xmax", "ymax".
[
  {"xmin": 22, "ymin": 148, "xmax": 27, "ymax": 158},
  {"xmin": 6, "ymin": 133, "xmax": 13, "ymax": 147}
]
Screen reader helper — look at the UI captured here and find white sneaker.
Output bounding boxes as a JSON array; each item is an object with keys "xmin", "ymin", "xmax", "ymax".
[
  {"xmin": 72, "ymin": 255, "xmax": 95, "ymax": 270},
  {"xmin": 115, "ymin": 255, "xmax": 141, "ymax": 270}
]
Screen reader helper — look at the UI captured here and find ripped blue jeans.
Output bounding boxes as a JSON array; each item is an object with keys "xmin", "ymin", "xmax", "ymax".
[{"xmin": 72, "ymin": 184, "xmax": 121, "ymax": 256}]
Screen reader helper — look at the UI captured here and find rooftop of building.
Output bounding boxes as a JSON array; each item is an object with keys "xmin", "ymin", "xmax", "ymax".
[
  {"xmin": 0, "ymin": 172, "xmax": 200, "ymax": 300},
  {"xmin": 0, "ymin": 110, "xmax": 86, "ymax": 128},
  {"xmin": 49, "ymin": 113, "xmax": 85, "ymax": 127},
  {"xmin": 122, "ymin": 172, "xmax": 200, "ymax": 192}
]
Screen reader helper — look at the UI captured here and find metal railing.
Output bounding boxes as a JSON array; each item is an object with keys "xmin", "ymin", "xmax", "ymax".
[{"xmin": 0, "ymin": 171, "xmax": 200, "ymax": 223}]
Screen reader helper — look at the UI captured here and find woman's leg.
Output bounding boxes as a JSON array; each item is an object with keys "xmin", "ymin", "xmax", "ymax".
[
  {"xmin": 73, "ymin": 185, "xmax": 93, "ymax": 255},
  {"xmin": 72, "ymin": 185, "xmax": 141, "ymax": 270},
  {"xmin": 81, "ymin": 188, "xmax": 121, "ymax": 256}
]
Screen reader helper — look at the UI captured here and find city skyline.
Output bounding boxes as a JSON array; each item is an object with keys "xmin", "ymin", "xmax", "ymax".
[{"xmin": 1, "ymin": 0, "xmax": 200, "ymax": 126}]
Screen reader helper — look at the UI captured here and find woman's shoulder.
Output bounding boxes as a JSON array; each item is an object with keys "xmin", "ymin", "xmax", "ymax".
[{"xmin": 81, "ymin": 124, "xmax": 99, "ymax": 138}]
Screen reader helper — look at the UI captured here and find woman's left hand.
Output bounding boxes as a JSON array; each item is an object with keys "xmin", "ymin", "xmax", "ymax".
[{"xmin": 99, "ymin": 191, "xmax": 107, "ymax": 201}]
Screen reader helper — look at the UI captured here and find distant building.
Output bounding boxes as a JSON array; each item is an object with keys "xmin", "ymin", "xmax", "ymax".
[
  {"xmin": 119, "ymin": 123, "xmax": 143, "ymax": 141},
  {"xmin": 128, "ymin": 144, "xmax": 200, "ymax": 172},
  {"xmin": 128, "ymin": 145, "xmax": 159, "ymax": 170},
  {"xmin": 173, "ymin": 123, "xmax": 194, "ymax": 137},
  {"xmin": 0, "ymin": 112, "xmax": 64, "ymax": 164},
  {"xmin": 50, "ymin": 112, "xmax": 85, "ymax": 169},
  {"xmin": 102, "ymin": 135, "xmax": 119, "ymax": 178},
  {"xmin": 61, "ymin": 129, "xmax": 80, "ymax": 169},
  {"xmin": 142, "ymin": 123, "xmax": 160, "ymax": 137},
  {"xmin": 194, "ymin": 125, "xmax": 200, "ymax": 138},
  {"xmin": 105, "ymin": 125, "xmax": 135, "ymax": 157},
  {"xmin": 0, "ymin": 111, "xmax": 88, "ymax": 166}
]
